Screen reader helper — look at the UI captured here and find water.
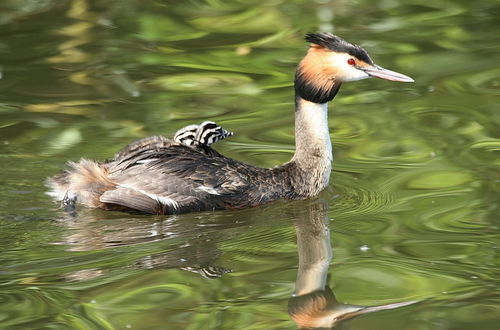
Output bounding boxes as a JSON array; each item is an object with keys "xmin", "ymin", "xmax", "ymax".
[{"xmin": 0, "ymin": 0, "xmax": 499, "ymax": 329}]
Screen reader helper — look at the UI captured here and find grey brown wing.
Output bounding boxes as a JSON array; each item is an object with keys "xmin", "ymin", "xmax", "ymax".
[
  {"xmin": 101, "ymin": 147, "xmax": 251, "ymax": 214},
  {"xmin": 100, "ymin": 187, "xmax": 164, "ymax": 214}
]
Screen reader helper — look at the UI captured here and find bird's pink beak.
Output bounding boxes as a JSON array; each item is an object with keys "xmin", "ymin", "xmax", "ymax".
[{"xmin": 363, "ymin": 64, "xmax": 414, "ymax": 82}]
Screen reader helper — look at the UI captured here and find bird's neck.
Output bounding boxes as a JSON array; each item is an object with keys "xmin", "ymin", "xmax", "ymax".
[
  {"xmin": 293, "ymin": 201, "xmax": 332, "ymax": 295},
  {"xmin": 289, "ymin": 96, "xmax": 333, "ymax": 196}
]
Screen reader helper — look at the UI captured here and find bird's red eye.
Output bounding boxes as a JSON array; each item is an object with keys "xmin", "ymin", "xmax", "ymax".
[{"xmin": 347, "ymin": 58, "xmax": 356, "ymax": 66}]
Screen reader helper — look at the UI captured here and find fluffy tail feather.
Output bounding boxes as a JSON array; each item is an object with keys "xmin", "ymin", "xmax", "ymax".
[{"xmin": 46, "ymin": 159, "xmax": 116, "ymax": 208}]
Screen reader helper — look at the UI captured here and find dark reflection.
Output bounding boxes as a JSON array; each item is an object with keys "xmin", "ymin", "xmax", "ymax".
[
  {"xmin": 56, "ymin": 200, "xmax": 419, "ymax": 326},
  {"xmin": 54, "ymin": 206, "xmax": 274, "ymax": 280},
  {"xmin": 288, "ymin": 200, "xmax": 417, "ymax": 329}
]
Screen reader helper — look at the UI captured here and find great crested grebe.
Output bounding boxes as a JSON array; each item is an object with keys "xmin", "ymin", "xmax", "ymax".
[{"xmin": 47, "ymin": 33, "xmax": 414, "ymax": 215}]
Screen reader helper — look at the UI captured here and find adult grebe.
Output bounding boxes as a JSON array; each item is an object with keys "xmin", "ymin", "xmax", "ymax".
[{"xmin": 47, "ymin": 33, "xmax": 414, "ymax": 214}]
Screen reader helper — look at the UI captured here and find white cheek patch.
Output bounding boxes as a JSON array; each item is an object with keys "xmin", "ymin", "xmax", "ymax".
[{"xmin": 328, "ymin": 53, "xmax": 370, "ymax": 82}]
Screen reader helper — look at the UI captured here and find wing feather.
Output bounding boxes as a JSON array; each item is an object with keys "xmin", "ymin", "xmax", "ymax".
[
  {"xmin": 100, "ymin": 187, "xmax": 161, "ymax": 214},
  {"xmin": 101, "ymin": 144, "xmax": 256, "ymax": 213},
  {"xmin": 99, "ymin": 142, "xmax": 290, "ymax": 214}
]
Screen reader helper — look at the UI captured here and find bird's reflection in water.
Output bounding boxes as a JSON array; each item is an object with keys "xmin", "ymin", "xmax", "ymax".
[
  {"xmin": 288, "ymin": 200, "xmax": 417, "ymax": 329},
  {"xmin": 55, "ymin": 206, "xmax": 293, "ymax": 280},
  {"xmin": 56, "ymin": 201, "xmax": 417, "ymax": 327}
]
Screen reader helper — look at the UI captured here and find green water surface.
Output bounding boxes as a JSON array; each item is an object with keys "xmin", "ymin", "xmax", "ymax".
[{"xmin": 0, "ymin": 0, "xmax": 499, "ymax": 329}]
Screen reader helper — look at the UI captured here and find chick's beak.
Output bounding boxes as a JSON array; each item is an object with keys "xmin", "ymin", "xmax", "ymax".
[{"xmin": 362, "ymin": 64, "xmax": 414, "ymax": 82}]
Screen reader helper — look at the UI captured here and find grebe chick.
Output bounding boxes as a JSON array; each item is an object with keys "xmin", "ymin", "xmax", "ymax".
[
  {"xmin": 108, "ymin": 121, "xmax": 232, "ymax": 169},
  {"xmin": 174, "ymin": 121, "xmax": 233, "ymax": 147},
  {"xmin": 47, "ymin": 33, "xmax": 414, "ymax": 215}
]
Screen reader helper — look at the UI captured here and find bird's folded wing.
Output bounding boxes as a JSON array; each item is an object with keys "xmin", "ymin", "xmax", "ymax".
[
  {"xmin": 101, "ymin": 146, "xmax": 252, "ymax": 213},
  {"xmin": 100, "ymin": 187, "xmax": 161, "ymax": 214}
]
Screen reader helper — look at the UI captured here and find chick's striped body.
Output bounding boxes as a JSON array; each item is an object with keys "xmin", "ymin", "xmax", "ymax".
[{"xmin": 174, "ymin": 121, "xmax": 233, "ymax": 147}]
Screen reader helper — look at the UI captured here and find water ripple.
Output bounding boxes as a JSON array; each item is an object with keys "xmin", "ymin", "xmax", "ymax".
[{"xmin": 332, "ymin": 173, "xmax": 397, "ymax": 218}]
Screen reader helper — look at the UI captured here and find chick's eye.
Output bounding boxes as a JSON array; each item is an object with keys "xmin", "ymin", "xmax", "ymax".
[{"xmin": 347, "ymin": 58, "xmax": 356, "ymax": 66}]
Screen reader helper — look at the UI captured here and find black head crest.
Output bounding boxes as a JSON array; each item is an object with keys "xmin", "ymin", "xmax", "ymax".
[{"xmin": 305, "ymin": 32, "xmax": 374, "ymax": 65}]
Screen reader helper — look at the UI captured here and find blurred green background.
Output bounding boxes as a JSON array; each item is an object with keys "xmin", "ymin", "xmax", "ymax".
[{"xmin": 0, "ymin": 0, "xmax": 498, "ymax": 329}]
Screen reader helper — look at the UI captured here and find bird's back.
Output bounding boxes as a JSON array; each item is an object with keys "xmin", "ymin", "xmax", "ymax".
[{"xmin": 48, "ymin": 137, "xmax": 294, "ymax": 214}]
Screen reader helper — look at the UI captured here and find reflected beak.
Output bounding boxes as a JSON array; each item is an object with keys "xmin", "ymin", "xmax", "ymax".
[{"xmin": 362, "ymin": 65, "xmax": 414, "ymax": 82}]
